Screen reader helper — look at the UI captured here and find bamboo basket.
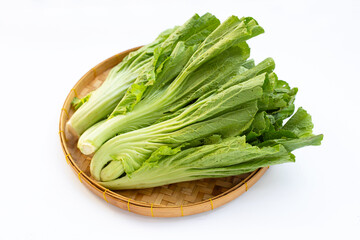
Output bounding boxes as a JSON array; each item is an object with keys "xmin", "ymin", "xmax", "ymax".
[{"xmin": 59, "ymin": 47, "xmax": 269, "ymax": 217}]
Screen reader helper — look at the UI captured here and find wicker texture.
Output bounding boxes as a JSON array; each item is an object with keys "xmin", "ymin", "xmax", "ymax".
[{"xmin": 59, "ymin": 47, "xmax": 268, "ymax": 217}]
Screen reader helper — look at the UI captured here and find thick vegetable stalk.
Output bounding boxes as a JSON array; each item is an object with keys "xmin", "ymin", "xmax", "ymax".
[
  {"xmin": 67, "ymin": 13, "xmax": 220, "ymax": 136},
  {"xmin": 78, "ymin": 16, "xmax": 265, "ymax": 155},
  {"xmin": 90, "ymin": 73, "xmax": 268, "ymax": 181}
]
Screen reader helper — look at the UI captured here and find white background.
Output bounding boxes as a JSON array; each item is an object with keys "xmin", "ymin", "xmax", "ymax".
[{"xmin": 1, "ymin": 0, "xmax": 359, "ymax": 239}]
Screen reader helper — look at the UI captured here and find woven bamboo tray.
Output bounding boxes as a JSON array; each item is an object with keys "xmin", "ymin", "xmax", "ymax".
[{"xmin": 59, "ymin": 46, "xmax": 269, "ymax": 217}]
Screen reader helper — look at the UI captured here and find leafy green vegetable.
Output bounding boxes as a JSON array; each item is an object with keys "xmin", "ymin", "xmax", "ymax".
[
  {"xmin": 99, "ymin": 136, "xmax": 295, "ymax": 190},
  {"xmin": 67, "ymin": 13, "xmax": 323, "ymax": 190},
  {"xmin": 99, "ymin": 107, "xmax": 322, "ymax": 190},
  {"xmin": 78, "ymin": 16, "xmax": 265, "ymax": 155}
]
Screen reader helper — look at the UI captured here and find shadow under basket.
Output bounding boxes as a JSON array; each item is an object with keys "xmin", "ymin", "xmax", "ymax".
[{"xmin": 59, "ymin": 46, "xmax": 269, "ymax": 217}]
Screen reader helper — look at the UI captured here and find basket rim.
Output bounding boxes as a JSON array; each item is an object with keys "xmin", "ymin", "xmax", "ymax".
[{"xmin": 58, "ymin": 46, "xmax": 269, "ymax": 215}]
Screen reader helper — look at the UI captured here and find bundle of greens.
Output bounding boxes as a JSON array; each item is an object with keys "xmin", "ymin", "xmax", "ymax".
[{"xmin": 67, "ymin": 13, "xmax": 323, "ymax": 190}]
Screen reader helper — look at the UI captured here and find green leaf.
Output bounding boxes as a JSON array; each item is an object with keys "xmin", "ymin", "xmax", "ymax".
[
  {"xmin": 71, "ymin": 92, "xmax": 92, "ymax": 110},
  {"xmin": 282, "ymin": 107, "xmax": 315, "ymax": 137},
  {"xmin": 109, "ymin": 13, "xmax": 220, "ymax": 118}
]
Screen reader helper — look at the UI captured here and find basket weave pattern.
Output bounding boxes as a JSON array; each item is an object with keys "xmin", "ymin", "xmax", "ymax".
[{"xmin": 59, "ymin": 47, "xmax": 268, "ymax": 217}]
